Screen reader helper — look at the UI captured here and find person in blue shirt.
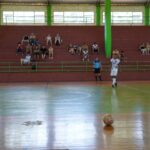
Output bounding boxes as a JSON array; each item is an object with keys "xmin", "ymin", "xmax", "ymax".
[{"xmin": 93, "ymin": 57, "xmax": 102, "ymax": 81}]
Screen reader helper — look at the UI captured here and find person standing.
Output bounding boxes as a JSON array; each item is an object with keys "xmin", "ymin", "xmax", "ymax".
[
  {"xmin": 93, "ymin": 58, "xmax": 102, "ymax": 81},
  {"xmin": 110, "ymin": 54, "xmax": 120, "ymax": 87}
]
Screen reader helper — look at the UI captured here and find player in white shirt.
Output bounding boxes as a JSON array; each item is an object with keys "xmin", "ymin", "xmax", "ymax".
[{"xmin": 110, "ymin": 55, "xmax": 120, "ymax": 87}]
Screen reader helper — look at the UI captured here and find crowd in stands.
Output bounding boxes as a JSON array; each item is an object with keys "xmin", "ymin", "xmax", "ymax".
[
  {"xmin": 16, "ymin": 32, "xmax": 126, "ymax": 66},
  {"xmin": 68, "ymin": 42, "xmax": 100, "ymax": 62},
  {"xmin": 139, "ymin": 43, "xmax": 150, "ymax": 55},
  {"xmin": 16, "ymin": 33, "xmax": 62, "ymax": 65}
]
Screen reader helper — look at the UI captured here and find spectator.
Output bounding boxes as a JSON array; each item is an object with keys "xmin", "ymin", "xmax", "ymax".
[
  {"xmin": 25, "ymin": 43, "xmax": 32, "ymax": 54},
  {"xmin": 33, "ymin": 45, "xmax": 40, "ymax": 60},
  {"xmin": 68, "ymin": 44, "xmax": 75, "ymax": 55},
  {"xmin": 82, "ymin": 43, "xmax": 89, "ymax": 61},
  {"xmin": 20, "ymin": 53, "xmax": 31, "ymax": 65},
  {"xmin": 46, "ymin": 34, "xmax": 52, "ymax": 46},
  {"xmin": 16, "ymin": 42, "xmax": 23, "ymax": 55},
  {"xmin": 139, "ymin": 43, "xmax": 147, "ymax": 55},
  {"xmin": 29, "ymin": 33, "xmax": 36, "ymax": 46},
  {"xmin": 40, "ymin": 45, "xmax": 47, "ymax": 60},
  {"xmin": 92, "ymin": 42, "xmax": 100, "ymax": 54},
  {"xmin": 76, "ymin": 45, "xmax": 82, "ymax": 55},
  {"xmin": 55, "ymin": 33, "xmax": 62, "ymax": 46},
  {"xmin": 22, "ymin": 35, "xmax": 29, "ymax": 44},
  {"xmin": 82, "ymin": 48, "xmax": 89, "ymax": 61},
  {"xmin": 48, "ymin": 46, "xmax": 54, "ymax": 60},
  {"xmin": 93, "ymin": 57, "xmax": 102, "ymax": 81}
]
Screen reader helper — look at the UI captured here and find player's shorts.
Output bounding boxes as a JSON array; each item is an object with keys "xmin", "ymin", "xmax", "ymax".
[
  {"xmin": 110, "ymin": 68, "xmax": 118, "ymax": 76},
  {"xmin": 94, "ymin": 68, "xmax": 101, "ymax": 73}
]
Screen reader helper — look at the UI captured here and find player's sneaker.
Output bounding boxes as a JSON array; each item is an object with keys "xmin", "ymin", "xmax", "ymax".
[{"xmin": 112, "ymin": 84, "xmax": 115, "ymax": 88}]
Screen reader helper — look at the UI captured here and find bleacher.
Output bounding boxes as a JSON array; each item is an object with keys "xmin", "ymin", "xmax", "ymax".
[{"xmin": 0, "ymin": 26, "xmax": 150, "ymax": 82}]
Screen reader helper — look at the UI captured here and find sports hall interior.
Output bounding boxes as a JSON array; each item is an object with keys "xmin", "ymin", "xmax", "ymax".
[{"xmin": 0, "ymin": 0, "xmax": 150, "ymax": 150}]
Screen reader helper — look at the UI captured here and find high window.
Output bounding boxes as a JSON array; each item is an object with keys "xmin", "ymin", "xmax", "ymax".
[
  {"xmin": 53, "ymin": 11, "xmax": 94, "ymax": 24},
  {"xmin": 103, "ymin": 11, "xmax": 143, "ymax": 25},
  {"xmin": 3, "ymin": 11, "xmax": 45, "ymax": 24}
]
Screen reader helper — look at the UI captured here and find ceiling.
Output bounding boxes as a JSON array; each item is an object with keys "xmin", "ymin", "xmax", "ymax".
[{"xmin": 0, "ymin": 0, "xmax": 149, "ymax": 4}]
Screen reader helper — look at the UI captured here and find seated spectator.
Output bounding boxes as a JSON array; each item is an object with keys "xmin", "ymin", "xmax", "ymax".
[
  {"xmin": 139, "ymin": 43, "xmax": 147, "ymax": 55},
  {"xmin": 82, "ymin": 48, "xmax": 89, "ymax": 61},
  {"xmin": 82, "ymin": 43, "xmax": 89, "ymax": 51},
  {"xmin": 46, "ymin": 34, "xmax": 52, "ymax": 46},
  {"xmin": 33, "ymin": 45, "xmax": 40, "ymax": 60},
  {"xmin": 22, "ymin": 35, "xmax": 29, "ymax": 44},
  {"xmin": 48, "ymin": 46, "xmax": 54, "ymax": 60},
  {"xmin": 16, "ymin": 42, "xmax": 23, "ymax": 55},
  {"xmin": 25, "ymin": 43, "xmax": 32, "ymax": 54},
  {"xmin": 68, "ymin": 44, "xmax": 75, "ymax": 55},
  {"xmin": 20, "ymin": 53, "xmax": 31, "ymax": 65},
  {"xmin": 92, "ymin": 42, "xmax": 100, "ymax": 54},
  {"xmin": 55, "ymin": 33, "xmax": 62, "ymax": 46},
  {"xmin": 76, "ymin": 45, "xmax": 82, "ymax": 55},
  {"xmin": 29, "ymin": 33, "xmax": 36, "ymax": 46},
  {"xmin": 40, "ymin": 45, "xmax": 47, "ymax": 60}
]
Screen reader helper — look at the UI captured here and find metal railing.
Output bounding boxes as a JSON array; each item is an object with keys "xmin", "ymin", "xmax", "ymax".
[{"xmin": 0, "ymin": 61, "xmax": 150, "ymax": 73}]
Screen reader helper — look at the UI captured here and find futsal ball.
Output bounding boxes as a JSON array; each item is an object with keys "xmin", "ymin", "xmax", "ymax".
[{"xmin": 103, "ymin": 114, "xmax": 114, "ymax": 126}]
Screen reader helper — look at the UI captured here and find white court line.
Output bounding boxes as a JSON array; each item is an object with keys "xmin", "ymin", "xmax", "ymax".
[{"xmin": 119, "ymin": 83, "xmax": 150, "ymax": 95}]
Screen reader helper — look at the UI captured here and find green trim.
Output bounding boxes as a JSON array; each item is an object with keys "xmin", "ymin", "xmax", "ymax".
[
  {"xmin": 0, "ymin": 4, "xmax": 1, "ymax": 25},
  {"xmin": 104, "ymin": 0, "xmax": 112, "ymax": 58},
  {"xmin": 47, "ymin": 4, "xmax": 52, "ymax": 26},
  {"xmin": 144, "ymin": 4, "xmax": 150, "ymax": 26},
  {"xmin": 96, "ymin": 3, "xmax": 100, "ymax": 26}
]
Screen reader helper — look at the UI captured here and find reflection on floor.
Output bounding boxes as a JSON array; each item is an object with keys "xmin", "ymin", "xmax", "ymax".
[{"xmin": 0, "ymin": 81, "xmax": 150, "ymax": 150}]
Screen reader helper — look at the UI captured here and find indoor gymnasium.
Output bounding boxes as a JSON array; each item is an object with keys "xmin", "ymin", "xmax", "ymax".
[{"xmin": 0, "ymin": 0, "xmax": 150, "ymax": 150}]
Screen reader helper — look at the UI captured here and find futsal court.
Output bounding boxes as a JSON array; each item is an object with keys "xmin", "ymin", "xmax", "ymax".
[{"xmin": 0, "ymin": 81, "xmax": 149, "ymax": 150}]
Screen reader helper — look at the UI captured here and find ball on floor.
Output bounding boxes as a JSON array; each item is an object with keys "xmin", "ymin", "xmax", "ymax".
[{"xmin": 103, "ymin": 114, "xmax": 114, "ymax": 126}]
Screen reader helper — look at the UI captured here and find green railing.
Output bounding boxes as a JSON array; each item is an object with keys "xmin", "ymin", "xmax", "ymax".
[{"xmin": 0, "ymin": 61, "xmax": 150, "ymax": 73}]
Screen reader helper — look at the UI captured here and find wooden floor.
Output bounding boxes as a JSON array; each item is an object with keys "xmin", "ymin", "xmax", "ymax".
[{"xmin": 0, "ymin": 81, "xmax": 150, "ymax": 150}]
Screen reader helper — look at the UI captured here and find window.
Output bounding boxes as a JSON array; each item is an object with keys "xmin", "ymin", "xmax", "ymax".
[
  {"xmin": 103, "ymin": 11, "xmax": 143, "ymax": 25},
  {"xmin": 3, "ymin": 11, "xmax": 45, "ymax": 24},
  {"xmin": 53, "ymin": 11, "xmax": 94, "ymax": 24}
]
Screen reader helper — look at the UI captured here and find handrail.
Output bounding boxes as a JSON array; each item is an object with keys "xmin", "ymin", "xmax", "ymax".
[{"xmin": 0, "ymin": 61, "xmax": 149, "ymax": 73}]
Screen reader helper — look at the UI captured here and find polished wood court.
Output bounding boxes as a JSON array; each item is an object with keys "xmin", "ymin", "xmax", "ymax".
[{"xmin": 0, "ymin": 81, "xmax": 150, "ymax": 150}]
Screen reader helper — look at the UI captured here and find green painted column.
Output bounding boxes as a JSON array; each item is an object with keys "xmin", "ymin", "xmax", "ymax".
[
  {"xmin": 96, "ymin": 3, "xmax": 100, "ymax": 26},
  {"xmin": 47, "ymin": 4, "xmax": 52, "ymax": 26},
  {"xmin": 104, "ymin": 0, "xmax": 112, "ymax": 58},
  {"xmin": 0, "ymin": 4, "xmax": 1, "ymax": 25},
  {"xmin": 144, "ymin": 4, "xmax": 150, "ymax": 26}
]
